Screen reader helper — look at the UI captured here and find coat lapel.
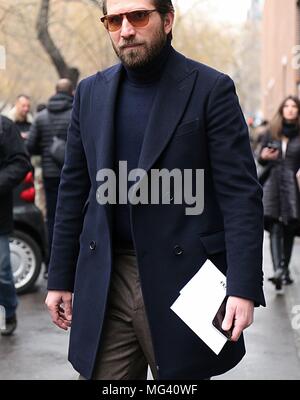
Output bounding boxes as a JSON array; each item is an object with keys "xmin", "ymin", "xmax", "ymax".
[
  {"xmin": 94, "ymin": 65, "xmax": 122, "ymax": 173},
  {"xmin": 93, "ymin": 65, "xmax": 122, "ymax": 231},
  {"xmin": 94, "ymin": 50, "xmax": 196, "ymax": 179},
  {"xmin": 137, "ymin": 49, "xmax": 197, "ymax": 173}
]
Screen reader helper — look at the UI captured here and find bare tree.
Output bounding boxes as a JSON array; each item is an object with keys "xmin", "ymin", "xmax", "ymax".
[
  {"xmin": 232, "ymin": 20, "xmax": 262, "ymax": 118},
  {"xmin": 36, "ymin": 0, "xmax": 80, "ymax": 86},
  {"xmin": 0, "ymin": 0, "xmax": 245, "ymax": 109}
]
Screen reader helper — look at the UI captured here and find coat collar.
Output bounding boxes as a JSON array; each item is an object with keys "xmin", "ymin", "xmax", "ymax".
[{"xmin": 136, "ymin": 48, "xmax": 197, "ymax": 173}]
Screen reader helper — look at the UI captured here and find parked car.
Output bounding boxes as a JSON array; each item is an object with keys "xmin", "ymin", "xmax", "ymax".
[{"xmin": 11, "ymin": 170, "xmax": 48, "ymax": 293}]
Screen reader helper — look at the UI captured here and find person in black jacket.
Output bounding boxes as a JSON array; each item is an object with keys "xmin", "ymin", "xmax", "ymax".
[
  {"xmin": 258, "ymin": 95, "xmax": 300, "ymax": 290},
  {"xmin": 0, "ymin": 115, "xmax": 31, "ymax": 335},
  {"xmin": 26, "ymin": 79, "xmax": 74, "ymax": 278}
]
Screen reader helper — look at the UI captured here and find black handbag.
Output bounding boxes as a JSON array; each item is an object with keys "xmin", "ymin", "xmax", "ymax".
[
  {"xmin": 49, "ymin": 136, "xmax": 66, "ymax": 167},
  {"xmin": 257, "ymin": 162, "xmax": 273, "ymax": 185}
]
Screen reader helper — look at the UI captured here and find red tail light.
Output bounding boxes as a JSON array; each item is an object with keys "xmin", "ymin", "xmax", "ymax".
[
  {"xmin": 20, "ymin": 171, "xmax": 35, "ymax": 203},
  {"xmin": 23, "ymin": 172, "xmax": 34, "ymax": 184},
  {"xmin": 20, "ymin": 187, "xmax": 35, "ymax": 203}
]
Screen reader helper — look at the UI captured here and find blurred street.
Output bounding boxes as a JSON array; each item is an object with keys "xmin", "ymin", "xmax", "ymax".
[
  {"xmin": 1, "ymin": 234, "xmax": 300, "ymax": 380},
  {"xmin": 2, "ymin": 0, "xmax": 300, "ymax": 384}
]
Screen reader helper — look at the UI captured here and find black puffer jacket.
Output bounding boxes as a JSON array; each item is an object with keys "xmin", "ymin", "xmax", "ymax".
[
  {"xmin": 259, "ymin": 131, "xmax": 300, "ymax": 233},
  {"xmin": 26, "ymin": 92, "xmax": 73, "ymax": 178},
  {"xmin": 0, "ymin": 116, "xmax": 31, "ymax": 234}
]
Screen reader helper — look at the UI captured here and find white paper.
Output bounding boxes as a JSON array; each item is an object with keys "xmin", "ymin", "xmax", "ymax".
[{"xmin": 170, "ymin": 259, "xmax": 228, "ymax": 355}]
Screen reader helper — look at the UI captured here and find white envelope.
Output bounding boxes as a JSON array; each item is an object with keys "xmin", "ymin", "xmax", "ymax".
[{"xmin": 171, "ymin": 259, "xmax": 228, "ymax": 355}]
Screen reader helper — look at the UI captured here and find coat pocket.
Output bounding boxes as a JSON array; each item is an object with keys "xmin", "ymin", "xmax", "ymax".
[
  {"xmin": 173, "ymin": 118, "xmax": 200, "ymax": 138},
  {"xmin": 198, "ymin": 231, "xmax": 226, "ymax": 255}
]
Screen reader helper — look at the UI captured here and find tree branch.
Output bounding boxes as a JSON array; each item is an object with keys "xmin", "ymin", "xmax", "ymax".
[{"xmin": 36, "ymin": 0, "xmax": 80, "ymax": 86}]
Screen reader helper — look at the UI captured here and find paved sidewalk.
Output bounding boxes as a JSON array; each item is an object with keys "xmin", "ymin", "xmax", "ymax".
[
  {"xmin": 214, "ymin": 234, "xmax": 300, "ymax": 380},
  {"xmin": 1, "ymin": 235, "xmax": 300, "ymax": 380},
  {"xmin": 0, "ymin": 278, "xmax": 76, "ymax": 380}
]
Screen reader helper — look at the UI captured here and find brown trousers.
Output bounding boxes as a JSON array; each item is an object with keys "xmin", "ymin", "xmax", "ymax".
[{"xmin": 80, "ymin": 250, "xmax": 158, "ymax": 380}]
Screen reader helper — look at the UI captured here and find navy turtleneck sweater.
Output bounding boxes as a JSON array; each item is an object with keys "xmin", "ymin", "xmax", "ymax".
[{"xmin": 113, "ymin": 39, "xmax": 172, "ymax": 249}]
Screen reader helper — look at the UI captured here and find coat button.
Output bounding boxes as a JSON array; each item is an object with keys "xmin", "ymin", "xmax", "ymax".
[
  {"xmin": 174, "ymin": 245, "xmax": 184, "ymax": 256},
  {"xmin": 89, "ymin": 241, "xmax": 96, "ymax": 250}
]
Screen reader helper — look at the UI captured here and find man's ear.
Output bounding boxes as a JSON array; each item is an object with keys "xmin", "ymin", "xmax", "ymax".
[{"xmin": 164, "ymin": 12, "xmax": 175, "ymax": 35}]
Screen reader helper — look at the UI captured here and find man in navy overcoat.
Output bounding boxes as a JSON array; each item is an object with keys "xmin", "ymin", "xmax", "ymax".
[{"xmin": 46, "ymin": 0, "xmax": 265, "ymax": 380}]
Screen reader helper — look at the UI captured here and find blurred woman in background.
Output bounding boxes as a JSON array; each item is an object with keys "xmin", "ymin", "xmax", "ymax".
[{"xmin": 259, "ymin": 96, "xmax": 300, "ymax": 290}]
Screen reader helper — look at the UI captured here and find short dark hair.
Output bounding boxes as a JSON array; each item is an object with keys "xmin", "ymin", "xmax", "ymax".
[
  {"xmin": 152, "ymin": 0, "xmax": 174, "ymax": 15},
  {"xmin": 102, "ymin": 0, "xmax": 174, "ymax": 17}
]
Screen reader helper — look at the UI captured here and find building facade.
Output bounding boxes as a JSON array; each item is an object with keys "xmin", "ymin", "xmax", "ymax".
[
  {"xmin": 262, "ymin": 0, "xmax": 300, "ymax": 120},
  {"xmin": 248, "ymin": 0, "xmax": 263, "ymax": 22}
]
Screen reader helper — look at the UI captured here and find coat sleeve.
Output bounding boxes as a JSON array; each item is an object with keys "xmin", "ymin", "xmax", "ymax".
[
  {"xmin": 26, "ymin": 117, "xmax": 41, "ymax": 155},
  {"xmin": 47, "ymin": 82, "xmax": 91, "ymax": 292},
  {"xmin": 206, "ymin": 74, "xmax": 265, "ymax": 307},
  {"xmin": 0, "ymin": 120, "xmax": 31, "ymax": 195}
]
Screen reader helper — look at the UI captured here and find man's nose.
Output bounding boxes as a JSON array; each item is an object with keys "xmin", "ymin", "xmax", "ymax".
[{"xmin": 120, "ymin": 17, "xmax": 136, "ymax": 38}]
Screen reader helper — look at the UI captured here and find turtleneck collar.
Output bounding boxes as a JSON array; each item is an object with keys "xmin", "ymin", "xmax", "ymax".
[
  {"xmin": 123, "ymin": 37, "xmax": 172, "ymax": 85},
  {"xmin": 282, "ymin": 121, "xmax": 299, "ymax": 139}
]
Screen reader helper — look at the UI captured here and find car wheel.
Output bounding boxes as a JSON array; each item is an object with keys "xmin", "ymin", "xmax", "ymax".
[{"xmin": 9, "ymin": 230, "xmax": 42, "ymax": 294}]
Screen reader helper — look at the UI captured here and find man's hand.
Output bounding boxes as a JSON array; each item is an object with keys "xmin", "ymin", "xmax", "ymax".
[
  {"xmin": 45, "ymin": 291, "xmax": 73, "ymax": 331},
  {"xmin": 222, "ymin": 296, "xmax": 254, "ymax": 342}
]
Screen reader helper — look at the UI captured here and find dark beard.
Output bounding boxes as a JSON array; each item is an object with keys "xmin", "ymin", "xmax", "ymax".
[{"xmin": 112, "ymin": 26, "xmax": 167, "ymax": 69}]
